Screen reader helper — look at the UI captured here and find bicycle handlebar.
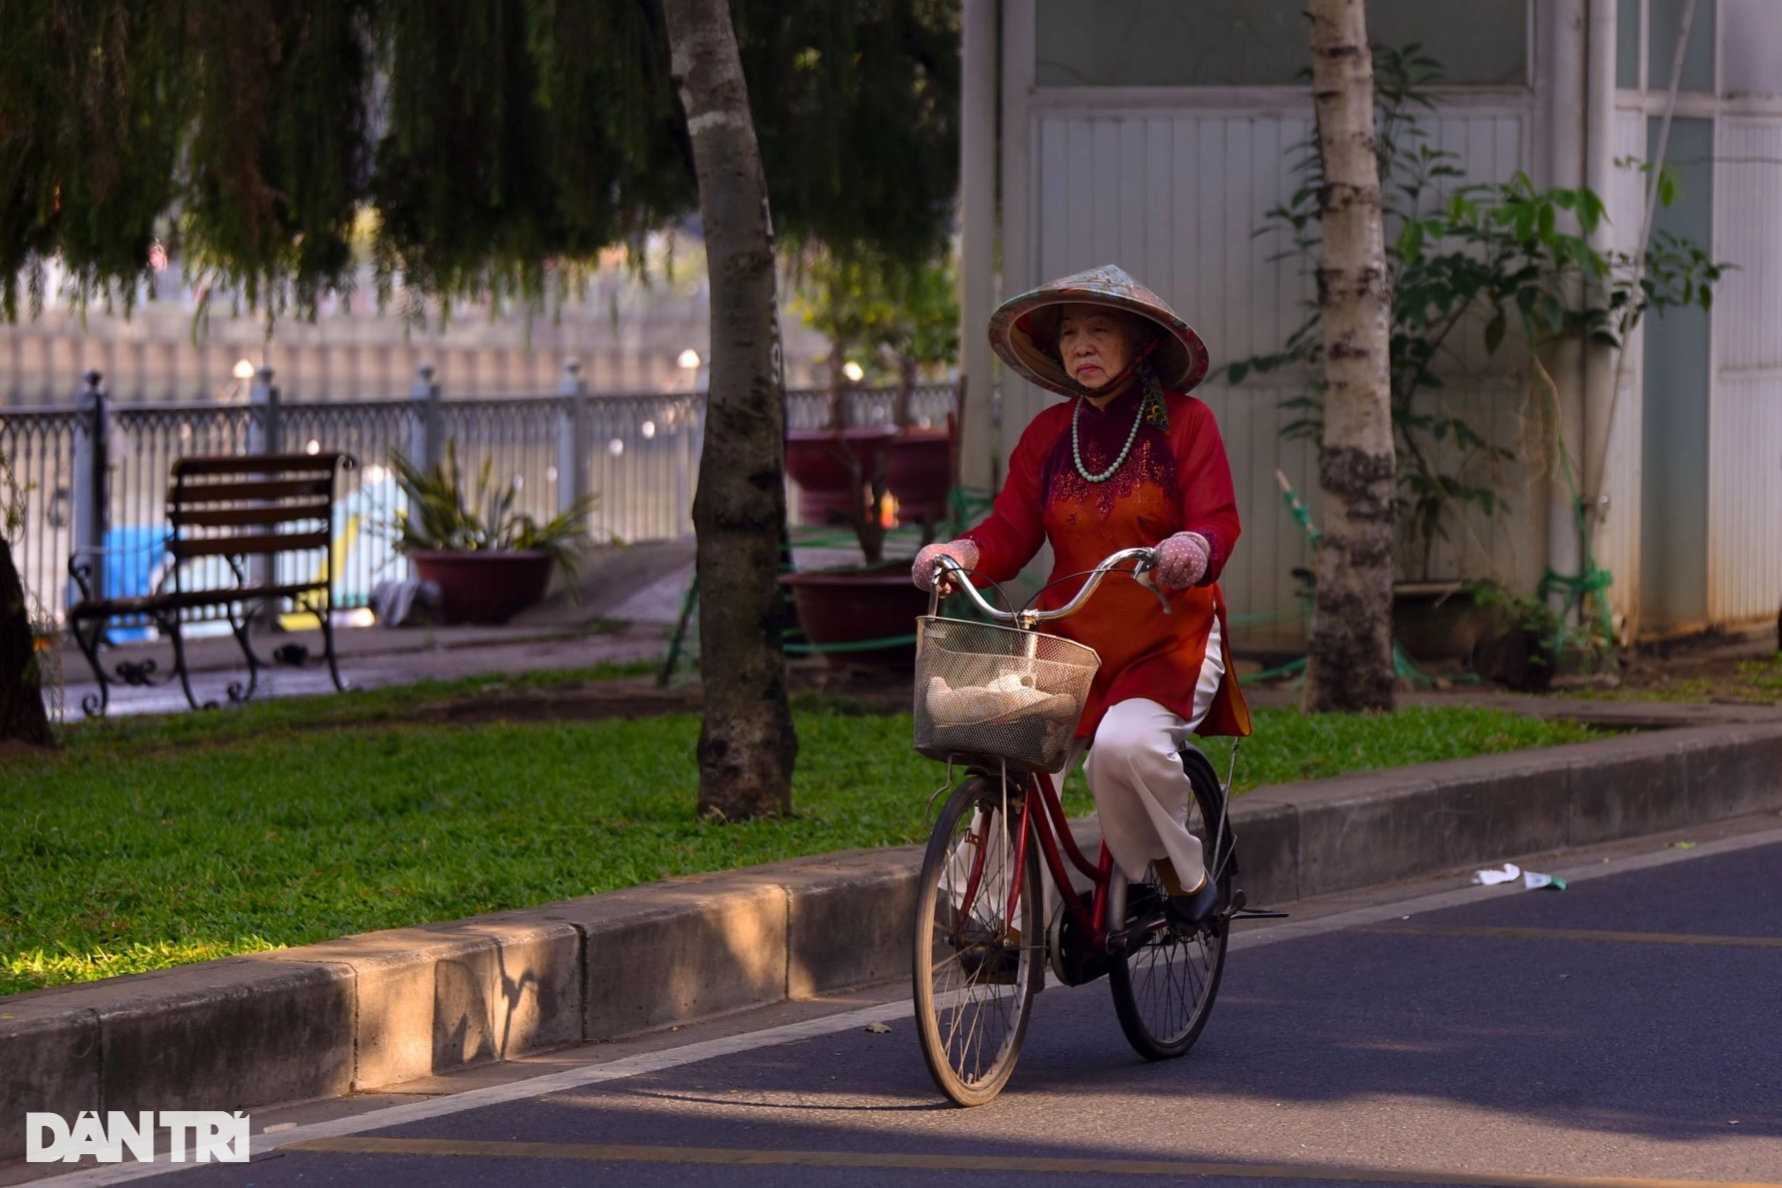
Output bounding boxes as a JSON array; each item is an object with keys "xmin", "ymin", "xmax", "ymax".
[{"xmin": 930, "ymin": 546, "xmax": 1166, "ymax": 627}]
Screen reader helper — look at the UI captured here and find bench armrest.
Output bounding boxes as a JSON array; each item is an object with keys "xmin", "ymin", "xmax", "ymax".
[{"xmin": 67, "ymin": 538, "xmax": 176, "ymax": 603}]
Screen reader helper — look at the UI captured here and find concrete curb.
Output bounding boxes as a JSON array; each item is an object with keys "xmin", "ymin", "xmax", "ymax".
[{"xmin": 6, "ymin": 721, "xmax": 1782, "ymax": 1159}]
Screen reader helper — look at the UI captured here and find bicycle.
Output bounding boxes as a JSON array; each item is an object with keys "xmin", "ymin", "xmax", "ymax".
[{"xmin": 910, "ymin": 547, "xmax": 1281, "ymax": 1106}]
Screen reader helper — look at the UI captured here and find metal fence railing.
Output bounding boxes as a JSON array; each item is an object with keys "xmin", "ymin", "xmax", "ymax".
[
  {"xmin": 0, "ymin": 364, "xmax": 958, "ymax": 629},
  {"xmin": 0, "ymin": 404, "xmax": 81, "ymax": 626},
  {"xmin": 786, "ymin": 381, "xmax": 957, "ymax": 431}
]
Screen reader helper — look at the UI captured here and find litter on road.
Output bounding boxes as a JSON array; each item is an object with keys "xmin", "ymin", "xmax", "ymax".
[{"xmin": 1472, "ymin": 863, "xmax": 1569, "ymax": 891}]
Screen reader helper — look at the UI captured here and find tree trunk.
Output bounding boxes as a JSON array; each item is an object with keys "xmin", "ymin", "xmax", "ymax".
[
  {"xmin": 0, "ymin": 538, "xmax": 54, "ymax": 747},
  {"xmin": 894, "ymin": 354, "xmax": 917, "ymax": 430},
  {"xmin": 827, "ymin": 301, "xmax": 847, "ymax": 430},
  {"xmin": 1302, "ymin": 0, "xmax": 1397, "ymax": 714},
  {"xmin": 664, "ymin": 0, "xmax": 798, "ymax": 819}
]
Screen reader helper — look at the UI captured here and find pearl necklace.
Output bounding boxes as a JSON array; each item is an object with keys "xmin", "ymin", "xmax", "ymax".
[{"xmin": 1071, "ymin": 393, "xmax": 1144, "ymax": 483}]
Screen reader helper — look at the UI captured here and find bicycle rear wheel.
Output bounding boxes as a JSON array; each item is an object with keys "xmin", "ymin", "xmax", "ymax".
[
  {"xmin": 912, "ymin": 774, "xmax": 1043, "ymax": 1106},
  {"xmin": 1106, "ymin": 746, "xmax": 1231, "ymax": 1061}
]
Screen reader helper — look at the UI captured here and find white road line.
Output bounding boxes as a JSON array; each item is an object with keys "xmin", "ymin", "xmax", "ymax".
[{"xmin": 32, "ymin": 823, "xmax": 1782, "ymax": 1187}]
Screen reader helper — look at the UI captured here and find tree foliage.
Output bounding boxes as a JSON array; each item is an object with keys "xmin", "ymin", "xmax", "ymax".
[
  {"xmin": 0, "ymin": 0, "xmax": 959, "ymax": 319},
  {"xmin": 790, "ymin": 246, "xmax": 958, "ymax": 387}
]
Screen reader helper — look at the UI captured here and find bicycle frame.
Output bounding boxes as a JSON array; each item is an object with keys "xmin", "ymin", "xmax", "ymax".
[
  {"xmin": 950, "ymin": 766, "xmax": 1115, "ymax": 956},
  {"xmin": 929, "ymin": 546, "xmax": 1172, "ymax": 954}
]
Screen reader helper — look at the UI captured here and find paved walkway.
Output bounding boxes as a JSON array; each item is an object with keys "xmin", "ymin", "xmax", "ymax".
[{"xmin": 47, "ymin": 543, "xmax": 699, "ymax": 719}]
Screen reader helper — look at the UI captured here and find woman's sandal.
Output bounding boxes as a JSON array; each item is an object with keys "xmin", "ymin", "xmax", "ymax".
[
  {"xmin": 1165, "ymin": 875, "xmax": 1220, "ymax": 927},
  {"xmin": 1156, "ymin": 859, "xmax": 1219, "ymax": 927}
]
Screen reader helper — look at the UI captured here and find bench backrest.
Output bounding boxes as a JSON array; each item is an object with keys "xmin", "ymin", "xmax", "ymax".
[{"xmin": 166, "ymin": 453, "xmax": 351, "ymax": 592}]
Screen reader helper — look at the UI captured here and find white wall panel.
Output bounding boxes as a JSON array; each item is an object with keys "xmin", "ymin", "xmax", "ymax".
[
  {"xmin": 1715, "ymin": 120, "xmax": 1782, "ymax": 373},
  {"xmin": 1023, "ymin": 102, "xmax": 1533, "ymax": 647},
  {"xmin": 1709, "ymin": 117, "xmax": 1782, "ymax": 624},
  {"xmin": 1708, "ymin": 375, "xmax": 1782, "ymax": 625}
]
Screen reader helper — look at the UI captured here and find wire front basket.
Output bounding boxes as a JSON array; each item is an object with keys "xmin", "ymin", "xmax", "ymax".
[{"xmin": 912, "ymin": 616, "xmax": 1100, "ymax": 773}]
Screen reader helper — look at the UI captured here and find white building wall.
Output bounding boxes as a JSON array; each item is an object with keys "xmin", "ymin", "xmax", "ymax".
[
  {"xmin": 1709, "ymin": 115, "xmax": 1782, "ymax": 626},
  {"xmin": 1013, "ymin": 97, "xmax": 1536, "ymax": 648}
]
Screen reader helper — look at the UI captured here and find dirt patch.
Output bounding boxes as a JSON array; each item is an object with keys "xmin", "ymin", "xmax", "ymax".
[
  {"xmin": 1605, "ymin": 636, "xmax": 1782, "ymax": 704},
  {"xmin": 423, "ymin": 679, "xmax": 706, "ymax": 724}
]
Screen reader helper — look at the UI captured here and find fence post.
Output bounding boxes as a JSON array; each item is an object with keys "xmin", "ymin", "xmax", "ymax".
[
  {"xmin": 556, "ymin": 358, "xmax": 592, "ymax": 524},
  {"xmin": 409, "ymin": 363, "xmax": 442, "ymax": 470},
  {"xmin": 70, "ymin": 370, "xmax": 109, "ymax": 605},
  {"xmin": 248, "ymin": 366, "xmax": 282, "ymax": 456},
  {"xmin": 245, "ymin": 367, "xmax": 280, "ymax": 628}
]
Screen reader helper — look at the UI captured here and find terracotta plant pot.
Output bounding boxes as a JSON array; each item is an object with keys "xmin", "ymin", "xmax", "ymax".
[
  {"xmin": 1391, "ymin": 581, "xmax": 1489, "ymax": 662},
  {"xmin": 407, "ymin": 549, "xmax": 555, "ymax": 625},
  {"xmin": 785, "ymin": 427, "xmax": 897, "ymax": 524},
  {"xmin": 1471, "ymin": 625, "xmax": 1556, "ymax": 693},
  {"xmin": 884, "ymin": 428, "xmax": 954, "ymax": 526},
  {"xmin": 781, "ymin": 562, "xmax": 931, "ymax": 669}
]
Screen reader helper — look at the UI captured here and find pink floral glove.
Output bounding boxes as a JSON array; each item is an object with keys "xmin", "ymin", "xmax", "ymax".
[
  {"xmin": 912, "ymin": 540, "xmax": 981, "ymax": 593},
  {"xmin": 1154, "ymin": 531, "xmax": 1210, "ymax": 590}
]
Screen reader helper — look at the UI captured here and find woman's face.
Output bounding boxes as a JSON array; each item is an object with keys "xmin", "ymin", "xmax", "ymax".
[{"xmin": 1056, "ymin": 304, "xmax": 1137, "ymax": 391}]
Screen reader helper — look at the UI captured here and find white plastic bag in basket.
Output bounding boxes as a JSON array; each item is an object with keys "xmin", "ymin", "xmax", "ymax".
[{"xmin": 926, "ymin": 671, "xmax": 1079, "ymax": 726}]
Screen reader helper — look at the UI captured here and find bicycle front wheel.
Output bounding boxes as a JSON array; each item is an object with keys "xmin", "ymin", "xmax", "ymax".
[
  {"xmin": 1106, "ymin": 746, "xmax": 1230, "ymax": 1061},
  {"xmin": 912, "ymin": 774, "xmax": 1043, "ymax": 1106}
]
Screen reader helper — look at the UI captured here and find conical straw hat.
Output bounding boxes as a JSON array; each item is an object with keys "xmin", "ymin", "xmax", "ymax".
[{"xmin": 988, "ymin": 264, "xmax": 1210, "ymax": 397}]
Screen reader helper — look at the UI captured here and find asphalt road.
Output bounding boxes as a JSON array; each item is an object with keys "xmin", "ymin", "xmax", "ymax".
[{"xmin": 28, "ymin": 824, "xmax": 1782, "ymax": 1188}]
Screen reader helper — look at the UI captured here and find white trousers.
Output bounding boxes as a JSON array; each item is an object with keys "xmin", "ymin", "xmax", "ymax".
[
  {"xmin": 1073, "ymin": 614, "xmax": 1224, "ymax": 886},
  {"xmin": 945, "ymin": 616, "xmax": 1224, "ymax": 923}
]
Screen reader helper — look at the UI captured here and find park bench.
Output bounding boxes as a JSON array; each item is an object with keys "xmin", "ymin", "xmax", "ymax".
[{"xmin": 66, "ymin": 452, "xmax": 354, "ymax": 716}]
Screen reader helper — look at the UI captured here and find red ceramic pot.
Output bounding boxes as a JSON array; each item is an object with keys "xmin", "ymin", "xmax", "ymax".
[
  {"xmin": 884, "ymin": 428, "xmax": 954, "ymax": 526},
  {"xmin": 785, "ymin": 427, "xmax": 897, "ymax": 525},
  {"xmin": 780, "ymin": 563, "xmax": 930, "ymax": 669},
  {"xmin": 407, "ymin": 549, "xmax": 555, "ymax": 624}
]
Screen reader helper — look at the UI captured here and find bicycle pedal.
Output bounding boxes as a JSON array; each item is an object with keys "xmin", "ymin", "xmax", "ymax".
[{"xmin": 1107, "ymin": 915, "xmax": 1170, "ymax": 954}]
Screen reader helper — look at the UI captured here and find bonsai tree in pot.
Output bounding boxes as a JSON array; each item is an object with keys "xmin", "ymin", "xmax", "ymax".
[
  {"xmin": 784, "ymin": 249, "xmax": 904, "ymax": 533},
  {"xmin": 788, "ymin": 245, "xmax": 960, "ymax": 559},
  {"xmin": 387, "ymin": 444, "xmax": 596, "ymax": 625},
  {"xmin": 877, "ymin": 251, "xmax": 962, "ymax": 530},
  {"xmin": 781, "ymin": 246, "xmax": 960, "ymax": 668}
]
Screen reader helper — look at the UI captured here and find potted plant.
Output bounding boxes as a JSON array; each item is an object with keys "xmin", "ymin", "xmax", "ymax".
[
  {"xmin": 778, "ymin": 445, "xmax": 934, "ymax": 669},
  {"xmin": 878, "ymin": 253, "xmax": 961, "ymax": 527},
  {"xmin": 1468, "ymin": 582, "xmax": 1560, "ymax": 692},
  {"xmin": 387, "ymin": 444, "xmax": 596, "ymax": 625},
  {"xmin": 1391, "ymin": 581, "xmax": 1492, "ymax": 664},
  {"xmin": 786, "ymin": 248, "xmax": 960, "ymax": 531},
  {"xmin": 780, "ymin": 247, "xmax": 961, "ymax": 668},
  {"xmin": 784, "ymin": 250, "xmax": 900, "ymax": 525}
]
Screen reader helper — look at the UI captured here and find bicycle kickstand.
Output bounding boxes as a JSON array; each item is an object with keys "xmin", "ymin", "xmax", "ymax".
[{"xmin": 1222, "ymin": 888, "xmax": 1290, "ymax": 922}]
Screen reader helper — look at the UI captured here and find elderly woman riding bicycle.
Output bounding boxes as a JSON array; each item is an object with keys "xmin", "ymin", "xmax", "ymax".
[{"xmin": 914, "ymin": 264, "xmax": 1251, "ymax": 927}]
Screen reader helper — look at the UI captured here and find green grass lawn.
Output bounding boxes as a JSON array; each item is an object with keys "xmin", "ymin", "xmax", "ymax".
[{"xmin": 3, "ymin": 695, "xmax": 1599, "ymax": 996}]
